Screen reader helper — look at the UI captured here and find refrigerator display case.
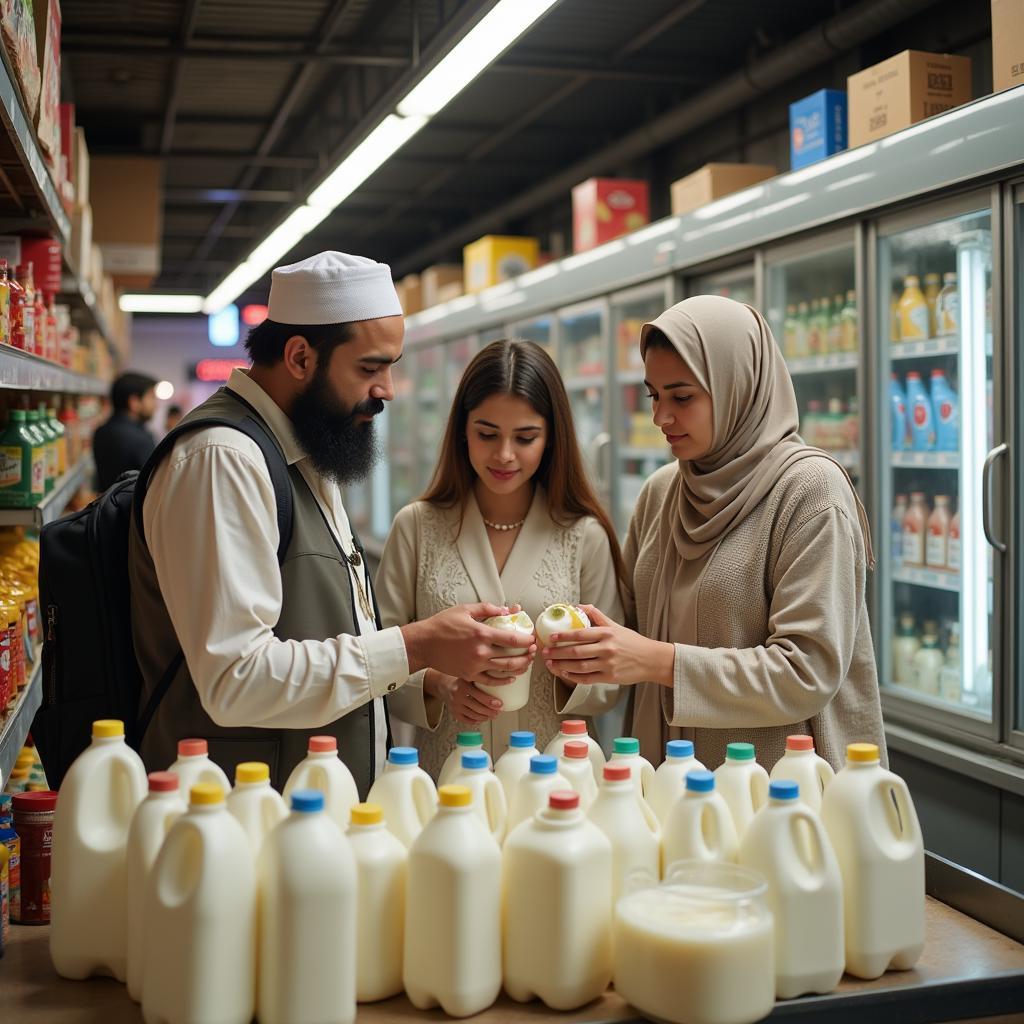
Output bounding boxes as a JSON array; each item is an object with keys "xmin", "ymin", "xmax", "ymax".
[
  {"xmin": 414, "ymin": 344, "xmax": 445, "ymax": 491},
  {"xmin": 510, "ymin": 313, "xmax": 555, "ymax": 356},
  {"xmin": 387, "ymin": 361, "xmax": 416, "ymax": 516},
  {"xmin": 688, "ymin": 265, "xmax": 756, "ymax": 305},
  {"xmin": 445, "ymin": 334, "xmax": 477, "ymax": 402}
]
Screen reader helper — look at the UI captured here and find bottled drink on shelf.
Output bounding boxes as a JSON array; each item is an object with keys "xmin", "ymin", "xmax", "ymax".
[
  {"xmin": 912, "ymin": 631, "xmax": 943, "ymax": 696},
  {"xmin": 807, "ymin": 298, "xmax": 821, "ymax": 355},
  {"xmin": 783, "ymin": 305, "xmax": 798, "ymax": 358},
  {"xmin": 902, "ymin": 493, "xmax": 928, "ymax": 567},
  {"xmin": 8, "ymin": 267, "xmax": 27, "ymax": 352},
  {"xmin": 889, "ymin": 375, "xmax": 908, "ymax": 452},
  {"xmin": 891, "ymin": 495, "xmax": 907, "ymax": 569},
  {"xmin": 948, "ymin": 510, "xmax": 961, "ymax": 572},
  {"xmin": 939, "ymin": 623, "xmax": 961, "ymax": 702},
  {"xmin": 893, "ymin": 613, "xmax": 919, "ymax": 686},
  {"xmin": 905, "ymin": 371, "xmax": 934, "ymax": 450},
  {"xmin": 923, "ymin": 273, "xmax": 941, "ymax": 337},
  {"xmin": 17, "ymin": 265, "xmax": 35, "ymax": 356},
  {"xmin": 802, "ymin": 400, "xmax": 822, "ymax": 448},
  {"xmin": 890, "ymin": 290, "xmax": 901, "ymax": 343},
  {"xmin": 844, "ymin": 396, "xmax": 860, "ymax": 451},
  {"xmin": 930, "ymin": 370, "xmax": 958, "ymax": 451},
  {"xmin": 795, "ymin": 301, "xmax": 810, "ymax": 357},
  {"xmin": 828, "ymin": 294, "xmax": 843, "ymax": 354},
  {"xmin": 0, "ymin": 260, "xmax": 9, "ymax": 346},
  {"xmin": 840, "ymin": 290, "xmax": 857, "ymax": 352},
  {"xmin": 898, "ymin": 275, "xmax": 929, "ymax": 341},
  {"xmin": 937, "ymin": 272, "xmax": 958, "ymax": 336},
  {"xmin": 926, "ymin": 495, "xmax": 951, "ymax": 570}
]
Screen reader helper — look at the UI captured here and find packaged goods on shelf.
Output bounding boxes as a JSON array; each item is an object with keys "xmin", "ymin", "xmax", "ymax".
[
  {"xmin": 789, "ymin": 89, "xmax": 848, "ymax": 170},
  {"xmin": 992, "ymin": 0, "xmax": 1024, "ymax": 93},
  {"xmin": 420, "ymin": 263, "xmax": 462, "ymax": 307},
  {"xmin": 90, "ymin": 157, "xmax": 163, "ymax": 289},
  {"xmin": 69, "ymin": 205, "xmax": 91, "ymax": 279},
  {"xmin": 1, "ymin": 0, "xmax": 40, "ymax": 118},
  {"xmin": 572, "ymin": 177, "xmax": 649, "ymax": 253},
  {"xmin": 463, "ymin": 235, "xmax": 539, "ymax": 294},
  {"xmin": 435, "ymin": 280, "xmax": 463, "ymax": 304},
  {"xmin": 669, "ymin": 163, "xmax": 776, "ymax": 216},
  {"xmin": 31, "ymin": 0, "xmax": 60, "ymax": 163},
  {"xmin": 394, "ymin": 274, "xmax": 422, "ymax": 315}
]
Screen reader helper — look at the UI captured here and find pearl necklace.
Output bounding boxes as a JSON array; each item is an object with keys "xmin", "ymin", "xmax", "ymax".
[{"xmin": 483, "ymin": 517, "xmax": 525, "ymax": 532}]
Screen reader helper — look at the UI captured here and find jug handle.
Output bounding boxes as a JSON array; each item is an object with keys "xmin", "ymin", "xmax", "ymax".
[
  {"xmin": 878, "ymin": 777, "xmax": 919, "ymax": 843},
  {"xmin": 639, "ymin": 794, "xmax": 661, "ymax": 837},
  {"xmin": 412, "ymin": 775, "xmax": 439, "ymax": 827},
  {"xmin": 485, "ymin": 778, "xmax": 508, "ymax": 842},
  {"xmin": 815, "ymin": 758, "xmax": 836, "ymax": 795},
  {"xmin": 750, "ymin": 767, "xmax": 770, "ymax": 811},
  {"xmin": 788, "ymin": 808, "xmax": 827, "ymax": 882}
]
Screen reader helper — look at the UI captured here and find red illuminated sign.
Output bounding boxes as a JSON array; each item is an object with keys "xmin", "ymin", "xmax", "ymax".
[
  {"xmin": 241, "ymin": 304, "xmax": 269, "ymax": 326},
  {"xmin": 191, "ymin": 358, "xmax": 249, "ymax": 383}
]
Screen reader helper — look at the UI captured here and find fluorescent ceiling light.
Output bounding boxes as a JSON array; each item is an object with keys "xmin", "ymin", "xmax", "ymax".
[
  {"xmin": 204, "ymin": 264, "xmax": 263, "ymax": 315},
  {"xmin": 398, "ymin": 0, "xmax": 561, "ymax": 117},
  {"xmin": 119, "ymin": 294, "xmax": 204, "ymax": 314},
  {"xmin": 246, "ymin": 205, "xmax": 331, "ymax": 275}
]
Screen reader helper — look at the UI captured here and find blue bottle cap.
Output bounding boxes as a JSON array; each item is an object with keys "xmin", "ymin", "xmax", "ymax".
[
  {"xmin": 291, "ymin": 789, "xmax": 325, "ymax": 813},
  {"xmin": 388, "ymin": 746, "xmax": 419, "ymax": 766},
  {"xmin": 686, "ymin": 769, "xmax": 715, "ymax": 793},
  {"xmin": 769, "ymin": 780, "xmax": 799, "ymax": 801},
  {"xmin": 461, "ymin": 751, "xmax": 489, "ymax": 771},
  {"xmin": 666, "ymin": 739, "xmax": 694, "ymax": 759},
  {"xmin": 509, "ymin": 731, "xmax": 535, "ymax": 748},
  {"xmin": 530, "ymin": 754, "xmax": 558, "ymax": 775}
]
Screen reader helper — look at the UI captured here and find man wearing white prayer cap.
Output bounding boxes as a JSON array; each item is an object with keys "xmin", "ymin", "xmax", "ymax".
[{"xmin": 128, "ymin": 251, "xmax": 536, "ymax": 792}]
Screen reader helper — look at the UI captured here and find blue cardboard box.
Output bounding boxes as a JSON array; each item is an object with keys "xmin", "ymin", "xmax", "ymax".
[{"xmin": 789, "ymin": 89, "xmax": 848, "ymax": 170}]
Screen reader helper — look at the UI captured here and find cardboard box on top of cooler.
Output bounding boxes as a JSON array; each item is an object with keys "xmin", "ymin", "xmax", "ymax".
[
  {"xmin": 789, "ymin": 90, "xmax": 847, "ymax": 170},
  {"xmin": 421, "ymin": 264, "xmax": 462, "ymax": 308},
  {"xmin": 846, "ymin": 50, "xmax": 972, "ymax": 148},
  {"xmin": 572, "ymin": 178, "xmax": 649, "ymax": 252},
  {"xmin": 463, "ymin": 236, "xmax": 538, "ymax": 294},
  {"xmin": 394, "ymin": 274, "xmax": 422, "ymax": 315},
  {"xmin": 670, "ymin": 163, "xmax": 776, "ymax": 217},
  {"xmin": 992, "ymin": 0, "xmax": 1024, "ymax": 94}
]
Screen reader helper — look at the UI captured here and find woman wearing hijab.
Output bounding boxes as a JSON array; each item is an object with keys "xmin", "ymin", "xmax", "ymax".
[{"xmin": 544, "ymin": 295, "xmax": 885, "ymax": 771}]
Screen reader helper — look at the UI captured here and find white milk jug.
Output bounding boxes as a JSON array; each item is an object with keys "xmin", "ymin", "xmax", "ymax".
[
  {"xmin": 50, "ymin": 719, "xmax": 147, "ymax": 982},
  {"xmin": 557, "ymin": 740, "xmax": 598, "ymax": 811},
  {"xmin": 226, "ymin": 761, "xmax": 287, "ymax": 853},
  {"xmin": 258, "ymin": 790, "xmax": 357, "ymax": 1024},
  {"xmin": 740, "ymin": 779, "xmax": 844, "ymax": 998},
  {"xmin": 503, "ymin": 790, "xmax": 613, "ymax": 1009},
  {"xmin": 648, "ymin": 739, "xmax": 706, "ymax": 824},
  {"xmin": 543, "ymin": 719, "xmax": 605, "ymax": 783},
  {"xmin": 821, "ymin": 743, "xmax": 925, "ymax": 980},
  {"xmin": 587, "ymin": 763, "xmax": 660, "ymax": 904},
  {"xmin": 366, "ymin": 746, "xmax": 437, "ymax": 848},
  {"xmin": 477, "ymin": 610, "xmax": 534, "ymax": 713},
  {"xmin": 126, "ymin": 771, "xmax": 186, "ymax": 1002},
  {"xmin": 348, "ymin": 803, "xmax": 407, "ymax": 1002},
  {"xmin": 769, "ymin": 735, "xmax": 835, "ymax": 812},
  {"xmin": 142, "ymin": 783, "xmax": 255, "ymax": 1024},
  {"xmin": 714, "ymin": 742, "xmax": 770, "ymax": 839},
  {"xmin": 438, "ymin": 731, "xmax": 491, "ymax": 787},
  {"xmin": 404, "ymin": 785, "xmax": 502, "ymax": 1017},
  {"xmin": 662, "ymin": 769, "xmax": 738, "ymax": 873},
  {"xmin": 167, "ymin": 737, "xmax": 232, "ymax": 794},
  {"xmin": 453, "ymin": 751, "xmax": 506, "ymax": 843},
  {"xmin": 283, "ymin": 735, "xmax": 359, "ymax": 832},
  {"xmin": 609, "ymin": 737, "xmax": 656, "ymax": 802},
  {"xmin": 494, "ymin": 731, "xmax": 539, "ymax": 803},
  {"xmin": 507, "ymin": 755, "xmax": 570, "ymax": 835}
]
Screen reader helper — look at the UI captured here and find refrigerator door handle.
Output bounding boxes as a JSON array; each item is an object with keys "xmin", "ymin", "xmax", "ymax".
[
  {"xmin": 589, "ymin": 431, "xmax": 612, "ymax": 489},
  {"xmin": 982, "ymin": 442, "xmax": 1008, "ymax": 554}
]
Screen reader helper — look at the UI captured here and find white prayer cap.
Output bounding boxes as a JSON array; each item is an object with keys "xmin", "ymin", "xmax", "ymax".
[{"xmin": 267, "ymin": 251, "xmax": 403, "ymax": 325}]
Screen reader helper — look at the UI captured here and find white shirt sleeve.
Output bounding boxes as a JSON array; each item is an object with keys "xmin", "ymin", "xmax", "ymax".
[{"xmin": 144, "ymin": 430, "xmax": 409, "ymax": 730}]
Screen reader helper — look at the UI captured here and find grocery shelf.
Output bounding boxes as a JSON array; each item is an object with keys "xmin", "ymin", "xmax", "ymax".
[
  {"xmin": 0, "ymin": 658, "xmax": 41, "ymax": 786},
  {"xmin": 615, "ymin": 369, "xmax": 647, "ymax": 384},
  {"xmin": 0, "ymin": 345, "xmax": 109, "ymax": 394},
  {"xmin": 563, "ymin": 373, "xmax": 606, "ymax": 390},
  {"xmin": 787, "ymin": 352, "xmax": 859, "ymax": 375},
  {"xmin": 0, "ymin": 458, "xmax": 91, "ymax": 528},
  {"xmin": 827, "ymin": 449, "xmax": 861, "ymax": 470},
  {"xmin": 892, "ymin": 451, "xmax": 960, "ymax": 469},
  {"xmin": 893, "ymin": 566, "xmax": 961, "ymax": 593},
  {"xmin": 61, "ymin": 260, "xmax": 115, "ymax": 353},
  {"xmin": 619, "ymin": 446, "xmax": 668, "ymax": 461},
  {"xmin": 891, "ymin": 337, "xmax": 959, "ymax": 359}
]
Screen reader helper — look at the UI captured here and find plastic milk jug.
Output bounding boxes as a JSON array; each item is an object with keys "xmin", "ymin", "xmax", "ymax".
[
  {"xmin": 141, "ymin": 783, "xmax": 256, "ymax": 1024},
  {"xmin": 453, "ymin": 751, "xmax": 507, "ymax": 843},
  {"xmin": 543, "ymin": 719, "xmax": 605, "ymax": 784},
  {"xmin": 587, "ymin": 763, "xmax": 660, "ymax": 904},
  {"xmin": 438, "ymin": 731, "xmax": 491, "ymax": 787},
  {"xmin": 477, "ymin": 610, "xmax": 534, "ymax": 713},
  {"xmin": 258, "ymin": 790, "xmax": 357, "ymax": 1024},
  {"xmin": 226, "ymin": 761, "xmax": 287, "ymax": 853},
  {"xmin": 609, "ymin": 737, "xmax": 656, "ymax": 802},
  {"xmin": 714, "ymin": 742, "xmax": 769, "ymax": 839},
  {"xmin": 821, "ymin": 743, "xmax": 925, "ymax": 979},
  {"xmin": 283, "ymin": 735, "xmax": 359, "ymax": 832},
  {"xmin": 366, "ymin": 746, "xmax": 437, "ymax": 848},
  {"xmin": 348, "ymin": 803, "xmax": 407, "ymax": 1002},
  {"xmin": 507, "ymin": 755, "xmax": 570, "ymax": 835},
  {"xmin": 503, "ymin": 791, "xmax": 613, "ymax": 1009},
  {"xmin": 126, "ymin": 772, "xmax": 186, "ymax": 1002},
  {"xmin": 647, "ymin": 739, "xmax": 706, "ymax": 824},
  {"xmin": 740, "ymin": 779, "xmax": 844, "ymax": 998},
  {"xmin": 50, "ymin": 719, "xmax": 147, "ymax": 982},
  {"xmin": 494, "ymin": 731, "xmax": 539, "ymax": 803},
  {"xmin": 557, "ymin": 740, "xmax": 599, "ymax": 811},
  {"xmin": 404, "ymin": 785, "xmax": 502, "ymax": 1017},
  {"xmin": 661, "ymin": 769, "xmax": 738, "ymax": 873},
  {"xmin": 167, "ymin": 737, "xmax": 232, "ymax": 794},
  {"xmin": 769, "ymin": 735, "xmax": 835, "ymax": 813}
]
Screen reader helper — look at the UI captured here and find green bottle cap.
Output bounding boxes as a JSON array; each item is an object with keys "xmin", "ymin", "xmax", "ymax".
[
  {"xmin": 456, "ymin": 731, "xmax": 483, "ymax": 746},
  {"xmin": 613, "ymin": 737, "xmax": 639, "ymax": 755},
  {"xmin": 726, "ymin": 742, "xmax": 756, "ymax": 761}
]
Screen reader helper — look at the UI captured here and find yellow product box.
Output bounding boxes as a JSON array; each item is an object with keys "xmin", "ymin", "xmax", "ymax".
[
  {"xmin": 463, "ymin": 235, "xmax": 539, "ymax": 294},
  {"xmin": 394, "ymin": 274, "xmax": 422, "ymax": 315},
  {"xmin": 847, "ymin": 50, "xmax": 972, "ymax": 147},
  {"xmin": 992, "ymin": 0, "xmax": 1024, "ymax": 94},
  {"xmin": 421, "ymin": 264, "xmax": 463, "ymax": 307},
  {"xmin": 670, "ymin": 163, "xmax": 776, "ymax": 217}
]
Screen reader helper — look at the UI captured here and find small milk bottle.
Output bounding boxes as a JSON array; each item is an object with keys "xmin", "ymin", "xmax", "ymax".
[
  {"xmin": 503, "ymin": 791, "xmax": 613, "ymax": 1010},
  {"xmin": 167, "ymin": 737, "xmax": 232, "ymax": 794},
  {"xmin": 648, "ymin": 739, "xmax": 706, "ymax": 824},
  {"xmin": 507, "ymin": 755, "xmax": 570, "ymax": 836},
  {"xmin": 348, "ymin": 803, "xmax": 407, "ymax": 1003},
  {"xmin": 714, "ymin": 742, "xmax": 769, "ymax": 839},
  {"xmin": 587, "ymin": 763, "xmax": 660, "ymax": 904},
  {"xmin": 438, "ymin": 731, "xmax": 490, "ymax": 787},
  {"xmin": 543, "ymin": 719, "xmax": 605, "ymax": 784},
  {"xmin": 662, "ymin": 769, "xmax": 738, "ymax": 873},
  {"xmin": 366, "ymin": 746, "xmax": 437, "ymax": 848},
  {"xmin": 557, "ymin": 740, "xmax": 598, "ymax": 811},
  {"xmin": 404, "ymin": 785, "xmax": 502, "ymax": 1017},
  {"xmin": 453, "ymin": 751, "xmax": 507, "ymax": 843},
  {"xmin": 769, "ymin": 736, "xmax": 835, "ymax": 813},
  {"xmin": 258, "ymin": 790, "xmax": 357, "ymax": 1024},
  {"xmin": 494, "ymin": 731, "xmax": 538, "ymax": 803},
  {"xmin": 283, "ymin": 735, "xmax": 359, "ymax": 832},
  {"xmin": 609, "ymin": 737, "xmax": 656, "ymax": 803},
  {"xmin": 142, "ymin": 783, "xmax": 256, "ymax": 1024},
  {"xmin": 477, "ymin": 610, "xmax": 534, "ymax": 713},
  {"xmin": 226, "ymin": 761, "xmax": 287, "ymax": 853},
  {"xmin": 50, "ymin": 719, "xmax": 147, "ymax": 982},
  {"xmin": 821, "ymin": 743, "xmax": 925, "ymax": 979},
  {"xmin": 126, "ymin": 772, "xmax": 186, "ymax": 1002},
  {"xmin": 740, "ymin": 780, "xmax": 844, "ymax": 999}
]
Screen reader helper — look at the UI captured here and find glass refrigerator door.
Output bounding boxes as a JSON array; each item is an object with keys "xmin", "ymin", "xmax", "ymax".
[
  {"xmin": 387, "ymin": 360, "xmax": 416, "ymax": 518},
  {"xmin": 878, "ymin": 200, "xmax": 994, "ymax": 727},
  {"xmin": 414, "ymin": 344, "xmax": 445, "ymax": 491},
  {"xmin": 687, "ymin": 265, "xmax": 756, "ymax": 305},
  {"xmin": 765, "ymin": 235, "xmax": 861, "ymax": 481},
  {"xmin": 445, "ymin": 334, "xmax": 477, "ymax": 403},
  {"xmin": 510, "ymin": 314, "xmax": 555, "ymax": 356}
]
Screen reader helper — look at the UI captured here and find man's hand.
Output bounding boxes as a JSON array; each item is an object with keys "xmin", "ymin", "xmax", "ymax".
[{"xmin": 426, "ymin": 672, "xmax": 507, "ymax": 724}]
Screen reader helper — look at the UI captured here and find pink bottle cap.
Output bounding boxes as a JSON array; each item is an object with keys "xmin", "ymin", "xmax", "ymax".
[
  {"xmin": 549, "ymin": 790, "xmax": 579, "ymax": 811},
  {"xmin": 148, "ymin": 771, "xmax": 180, "ymax": 792},
  {"xmin": 309, "ymin": 736, "xmax": 337, "ymax": 753},
  {"xmin": 603, "ymin": 764, "xmax": 631, "ymax": 782},
  {"xmin": 786, "ymin": 736, "xmax": 815, "ymax": 752},
  {"xmin": 560, "ymin": 720, "xmax": 586, "ymax": 736},
  {"xmin": 563, "ymin": 741, "xmax": 589, "ymax": 759},
  {"xmin": 177, "ymin": 738, "xmax": 207, "ymax": 757}
]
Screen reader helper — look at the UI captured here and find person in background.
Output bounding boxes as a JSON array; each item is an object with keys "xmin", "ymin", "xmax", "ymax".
[
  {"xmin": 92, "ymin": 371, "xmax": 159, "ymax": 490},
  {"xmin": 164, "ymin": 403, "xmax": 184, "ymax": 433}
]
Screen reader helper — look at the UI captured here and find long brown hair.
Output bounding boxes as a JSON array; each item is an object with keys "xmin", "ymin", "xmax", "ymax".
[{"xmin": 421, "ymin": 339, "xmax": 628, "ymax": 589}]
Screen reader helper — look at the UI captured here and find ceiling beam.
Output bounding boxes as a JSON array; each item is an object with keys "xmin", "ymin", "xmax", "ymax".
[
  {"xmin": 160, "ymin": 0, "xmax": 203, "ymax": 155},
  {"xmin": 165, "ymin": 188, "xmax": 298, "ymax": 203}
]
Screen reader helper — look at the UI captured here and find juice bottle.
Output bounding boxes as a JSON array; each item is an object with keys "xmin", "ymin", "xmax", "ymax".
[
  {"xmin": 8, "ymin": 266, "xmax": 28, "ymax": 351},
  {"xmin": 494, "ymin": 731, "xmax": 539, "ymax": 804},
  {"xmin": 926, "ymin": 495, "xmax": 952, "ymax": 570},
  {"xmin": 58, "ymin": 399, "xmax": 79, "ymax": 467},
  {"xmin": 912, "ymin": 631, "xmax": 943, "ymax": 695},
  {"xmin": 807, "ymin": 298, "xmax": 822, "ymax": 354},
  {"xmin": 795, "ymin": 301, "xmax": 810, "ymax": 357},
  {"xmin": 902, "ymin": 493, "xmax": 928, "ymax": 567},
  {"xmin": 714, "ymin": 743, "xmax": 770, "ymax": 840},
  {"xmin": 890, "ymin": 375, "xmax": 907, "ymax": 451},
  {"xmin": 905, "ymin": 371, "xmax": 934, "ymax": 450},
  {"xmin": 939, "ymin": 623, "xmax": 961, "ymax": 702},
  {"xmin": 890, "ymin": 291, "xmax": 901, "ymax": 343},
  {"xmin": 898, "ymin": 275, "xmax": 929, "ymax": 341},
  {"xmin": 31, "ymin": 272, "xmax": 46, "ymax": 357},
  {"xmin": 937, "ymin": 272, "xmax": 958, "ymax": 335},
  {"xmin": 828, "ymin": 294, "xmax": 843, "ymax": 353},
  {"xmin": 923, "ymin": 272, "xmax": 941, "ymax": 337},
  {"xmin": 782, "ymin": 304, "xmax": 798, "ymax": 358},
  {"xmin": 662, "ymin": 769, "xmax": 737, "ymax": 871},
  {"xmin": 0, "ymin": 259, "xmax": 10, "ymax": 345},
  {"xmin": 892, "ymin": 613, "xmax": 920, "ymax": 685},
  {"xmin": 17, "ymin": 265, "xmax": 35, "ymax": 355},
  {"xmin": 827, "ymin": 398, "xmax": 845, "ymax": 451},
  {"xmin": 948, "ymin": 510, "xmax": 961, "ymax": 573},
  {"xmin": 931, "ymin": 370, "xmax": 958, "ymax": 452},
  {"xmin": 891, "ymin": 495, "xmax": 907, "ymax": 568},
  {"xmin": 840, "ymin": 289, "xmax": 858, "ymax": 351}
]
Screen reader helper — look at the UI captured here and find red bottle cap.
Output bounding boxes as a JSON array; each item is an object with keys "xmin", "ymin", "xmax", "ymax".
[
  {"xmin": 309, "ymin": 736, "xmax": 337, "ymax": 753},
  {"xmin": 549, "ymin": 790, "xmax": 579, "ymax": 811},
  {"xmin": 177, "ymin": 738, "xmax": 208, "ymax": 757},
  {"xmin": 560, "ymin": 720, "xmax": 586, "ymax": 736},
  {"xmin": 148, "ymin": 771, "xmax": 180, "ymax": 792},
  {"xmin": 563, "ymin": 740, "xmax": 589, "ymax": 760},
  {"xmin": 603, "ymin": 764, "xmax": 631, "ymax": 782},
  {"xmin": 786, "ymin": 736, "xmax": 815, "ymax": 752},
  {"xmin": 12, "ymin": 791, "xmax": 58, "ymax": 812}
]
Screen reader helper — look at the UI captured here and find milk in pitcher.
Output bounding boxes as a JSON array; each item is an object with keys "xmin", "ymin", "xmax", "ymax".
[
  {"xmin": 557, "ymin": 740, "xmax": 598, "ymax": 811},
  {"xmin": 494, "ymin": 731, "xmax": 538, "ymax": 803},
  {"xmin": 507, "ymin": 755, "xmax": 569, "ymax": 835},
  {"xmin": 714, "ymin": 742, "xmax": 769, "ymax": 839},
  {"xmin": 648, "ymin": 740, "xmax": 706, "ymax": 824},
  {"xmin": 661, "ymin": 769, "xmax": 738, "ymax": 873},
  {"xmin": 543, "ymin": 719, "xmax": 605, "ymax": 783},
  {"xmin": 609, "ymin": 737, "xmax": 655, "ymax": 803},
  {"xmin": 283, "ymin": 735, "xmax": 359, "ymax": 831},
  {"xmin": 167, "ymin": 738, "xmax": 231, "ymax": 794},
  {"xmin": 769, "ymin": 736, "xmax": 834, "ymax": 812},
  {"xmin": 438, "ymin": 731, "xmax": 491, "ymax": 787},
  {"xmin": 366, "ymin": 746, "xmax": 437, "ymax": 848},
  {"xmin": 226, "ymin": 761, "xmax": 287, "ymax": 853},
  {"xmin": 453, "ymin": 751, "xmax": 506, "ymax": 843}
]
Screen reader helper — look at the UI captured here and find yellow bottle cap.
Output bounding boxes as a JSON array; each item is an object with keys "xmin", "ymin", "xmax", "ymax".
[
  {"xmin": 847, "ymin": 743, "xmax": 880, "ymax": 763},
  {"xmin": 350, "ymin": 802, "xmax": 383, "ymax": 826},
  {"xmin": 92, "ymin": 720, "xmax": 125, "ymax": 738},
  {"xmin": 438, "ymin": 784, "xmax": 471, "ymax": 808},
  {"xmin": 190, "ymin": 782, "xmax": 225, "ymax": 805},
  {"xmin": 235, "ymin": 762, "xmax": 269, "ymax": 785}
]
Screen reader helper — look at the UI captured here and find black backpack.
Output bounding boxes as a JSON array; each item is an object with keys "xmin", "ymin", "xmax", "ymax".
[{"xmin": 35, "ymin": 405, "xmax": 293, "ymax": 789}]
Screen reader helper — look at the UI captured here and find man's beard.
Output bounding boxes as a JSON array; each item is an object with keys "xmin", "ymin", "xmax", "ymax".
[{"xmin": 290, "ymin": 370, "xmax": 383, "ymax": 485}]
